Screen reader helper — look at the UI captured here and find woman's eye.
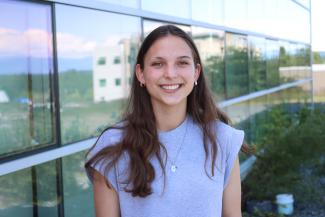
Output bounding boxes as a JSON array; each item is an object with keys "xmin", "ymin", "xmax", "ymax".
[
  {"xmin": 178, "ymin": 61, "xmax": 189, "ymax": 66},
  {"xmin": 152, "ymin": 62, "xmax": 163, "ymax": 67}
]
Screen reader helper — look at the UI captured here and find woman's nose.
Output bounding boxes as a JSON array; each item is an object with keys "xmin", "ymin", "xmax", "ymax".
[{"xmin": 163, "ymin": 65, "xmax": 178, "ymax": 78}]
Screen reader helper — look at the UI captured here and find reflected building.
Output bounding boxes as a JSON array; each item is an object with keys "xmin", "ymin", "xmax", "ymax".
[
  {"xmin": 0, "ymin": 0, "xmax": 312, "ymax": 217},
  {"xmin": 313, "ymin": 64, "xmax": 325, "ymax": 101},
  {"xmin": 93, "ymin": 39, "xmax": 132, "ymax": 102}
]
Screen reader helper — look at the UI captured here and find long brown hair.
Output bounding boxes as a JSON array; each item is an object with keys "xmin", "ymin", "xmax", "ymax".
[{"xmin": 85, "ymin": 25, "xmax": 238, "ymax": 197}]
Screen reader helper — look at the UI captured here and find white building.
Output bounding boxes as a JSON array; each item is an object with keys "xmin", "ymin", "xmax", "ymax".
[{"xmin": 92, "ymin": 39, "xmax": 132, "ymax": 102}]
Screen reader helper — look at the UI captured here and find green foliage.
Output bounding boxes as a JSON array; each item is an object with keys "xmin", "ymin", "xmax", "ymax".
[
  {"xmin": 59, "ymin": 70, "xmax": 93, "ymax": 103},
  {"xmin": 249, "ymin": 41, "xmax": 267, "ymax": 92},
  {"xmin": 313, "ymin": 51, "xmax": 325, "ymax": 64},
  {"xmin": 204, "ymin": 55, "xmax": 225, "ymax": 98},
  {"xmin": 243, "ymin": 210, "xmax": 284, "ymax": 217},
  {"xmin": 63, "ymin": 116, "xmax": 89, "ymax": 143},
  {"xmin": 226, "ymin": 47, "xmax": 249, "ymax": 98},
  {"xmin": 243, "ymin": 106, "xmax": 325, "ymax": 204}
]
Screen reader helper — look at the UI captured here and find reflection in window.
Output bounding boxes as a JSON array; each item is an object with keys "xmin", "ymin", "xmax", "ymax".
[
  {"xmin": 248, "ymin": 36, "xmax": 266, "ymax": 92},
  {"xmin": 143, "ymin": 20, "xmax": 191, "ymax": 38},
  {"xmin": 279, "ymin": 41, "xmax": 297, "ymax": 83},
  {"xmin": 56, "ymin": 5, "xmax": 141, "ymax": 144},
  {"xmin": 298, "ymin": 82, "xmax": 312, "ymax": 105},
  {"xmin": 248, "ymin": 96, "xmax": 267, "ymax": 150},
  {"xmin": 96, "ymin": 0, "xmax": 139, "ymax": 8},
  {"xmin": 141, "ymin": 0, "xmax": 190, "ymax": 19},
  {"xmin": 192, "ymin": 26, "xmax": 225, "ymax": 101},
  {"xmin": 115, "ymin": 78, "xmax": 121, "ymax": 86},
  {"xmin": 0, "ymin": 0, "xmax": 54, "ymax": 157},
  {"xmin": 224, "ymin": 101, "xmax": 251, "ymax": 146},
  {"xmin": 113, "ymin": 56, "xmax": 121, "ymax": 64},
  {"xmin": 295, "ymin": 44, "xmax": 311, "ymax": 79},
  {"xmin": 191, "ymin": 0, "xmax": 224, "ymax": 25},
  {"xmin": 266, "ymin": 39, "xmax": 280, "ymax": 87},
  {"xmin": 295, "ymin": 0, "xmax": 310, "ymax": 9},
  {"xmin": 0, "ymin": 161, "xmax": 59, "ymax": 217},
  {"xmin": 225, "ymin": 33, "xmax": 249, "ymax": 99},
  {"xmin": 224, "ymin": 0, "xmax": 248, "ymax": 30},
  {"xmin": 63, "ymin": 151, "xmax": 94, "ymax": 217},
  {"xmin": 97, "ymin": 57, "xmax": 106, "ymax": 65},
  {"xmin": 99, "ymin": 79, "xmax": 106, "ymax": 87}
]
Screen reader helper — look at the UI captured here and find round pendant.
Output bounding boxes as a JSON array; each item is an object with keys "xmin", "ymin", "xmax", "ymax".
[{"xmin": 171, "ymin": 164, "xmax": 177, "ymax": 172}]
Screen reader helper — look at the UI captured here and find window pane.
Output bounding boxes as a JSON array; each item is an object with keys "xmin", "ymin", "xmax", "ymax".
[
  {"xmin": 96, "ymin": 0, "xmax": 139, "ymax": 8},
  {"xmin": 224, "ymin": 0, "xmax": 248, "ymax": 30},
  {"xmin": 0, "ymin": 0, "xmax": 55, "ymax": 157},
  {"xmin": 192, "ymin": 26, "xmax": 225, "ymax": 101},
  {"xmin": 56, "ymin": 5, "xmax": 141, "ymax": 144},
  {"xmin": 296, "ymin": 0, "xmax": 310, "ymax": 9},
  {"xmin": 266, "ymin": 39, "xmax": 279, "ymax": 87},
  {"xmin": 224, "ymin": 101, "xmax": 251, "ymax": 145},
  {"xmin": 225, "ymin": 101, "xmax": 250, "ymax": 125},
  {"xmin": 279, "ymin": 41, "xmax": 292, "ymax": 83},
  {"xmin": 143, "ymin": 20, "xmax": 191, "ymax": 38},
  {"xmin": 0, "ymin": 161, "xmax": 59, "ymax": 217},
  {"xmin": 247, "ymin": 0, "xmax": 266, "ymax": 34},
  {"xmin": 313, "ymin": 66, "xmax": 325, "ymax": 103},
  {"xmin": 248, "ymin": 36, "xmax": 266, "ymax": 92},
  {"xmin": 191, "ymin": 0, "xmax": 224, "ymax": 25},
  {"xmin": 225, "ymin": 33, "xmax": 249, "ymax": 98},
  {"xmin": 248, "ymin": 96, "xmax": 267, "ymax": 149},
  {"xmin": 296, "ymin": 43, "xmax": 311, "ymax": 79},
  {"xmin": 62, "ymin": 151, "xmax": 94, "ymax": 217},
  {"xmin": 141, "ymin": 0, "xmax": 190, "ymax": 19}
]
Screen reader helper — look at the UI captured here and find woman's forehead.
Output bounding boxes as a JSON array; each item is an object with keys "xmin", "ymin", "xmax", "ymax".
[{"xmin": 145, "ymin": 35, "xmax": 193, "ymax": 60}]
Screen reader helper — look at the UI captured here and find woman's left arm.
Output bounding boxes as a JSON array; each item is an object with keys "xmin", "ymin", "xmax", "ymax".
[{"xmin": 222, "ymin": 156, "xmax": 242, "ymax": 217}]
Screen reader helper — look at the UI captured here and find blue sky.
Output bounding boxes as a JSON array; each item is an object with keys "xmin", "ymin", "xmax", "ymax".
[{"xmin": 312, "ymin": 0, "xmax": 325, "ymax": 51}]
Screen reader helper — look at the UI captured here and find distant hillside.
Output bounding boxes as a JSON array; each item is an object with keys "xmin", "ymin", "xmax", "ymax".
[
  {"xmin": 0, "ymin": 57, "xmax": 93, "ymax": 74},
  {"xmin": 318, "ymin": 51, "xmax": 325, "ymax": 59},
  {"xmin": 313, "ymin": 51, "xmax": 325, "ymax": 64}
]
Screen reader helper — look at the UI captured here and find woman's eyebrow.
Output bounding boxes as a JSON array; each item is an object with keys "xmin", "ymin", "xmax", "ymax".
[
  {"xmin": 150, "ymin": 56, "xmax": 165, "ymax": 61},
  {"xmin": 149, "ymin": 56, "xmax": 191, "ymax": 60},
  {"xmin": 177, "ymin": 56, "xmax": 192, "ymax": 59}
]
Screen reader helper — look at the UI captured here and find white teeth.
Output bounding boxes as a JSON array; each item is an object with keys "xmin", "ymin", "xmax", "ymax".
[{"xmin": 161, "ymin": 84, "xmax": 180, "ymax": 90}]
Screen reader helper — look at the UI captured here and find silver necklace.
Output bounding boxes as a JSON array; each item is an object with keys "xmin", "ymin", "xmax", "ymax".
[{"xmin": 168, "ymin": 118, "xmax": 188, "ymax": 173}]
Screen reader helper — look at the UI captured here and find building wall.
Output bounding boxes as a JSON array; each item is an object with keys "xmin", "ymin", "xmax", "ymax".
[{"xmin": 0, "ymin": 0, "xmax": 312, "ymax": 216}]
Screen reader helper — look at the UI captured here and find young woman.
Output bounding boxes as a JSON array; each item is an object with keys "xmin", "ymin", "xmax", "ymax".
[{"xmin": 85, "ymin": 25, "xmax": 244, "ymax": 217}]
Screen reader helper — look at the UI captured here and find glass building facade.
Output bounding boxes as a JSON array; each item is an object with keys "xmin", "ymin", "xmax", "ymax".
[{"xmin": 0, "ymin": 0, "xmax": 312, "ymax": 216}]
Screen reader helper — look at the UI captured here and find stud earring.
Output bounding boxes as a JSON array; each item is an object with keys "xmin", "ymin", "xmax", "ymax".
[{"xmin": 194, "ymin": 81, "xmax": 198, "ymax": 86}]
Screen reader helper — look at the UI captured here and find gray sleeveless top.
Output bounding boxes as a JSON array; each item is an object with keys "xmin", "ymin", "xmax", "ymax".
[{"xmin": 87, "ymin": 116, "xmax": 244, "ymax": 217}]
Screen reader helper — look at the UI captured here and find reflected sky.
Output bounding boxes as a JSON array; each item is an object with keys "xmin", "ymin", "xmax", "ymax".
[
  {"xmin": 56, "ymin": 4, "xmax": 140, "ymax": 60},
  {"xmin": 0, "ymin": 1, "xmax": 52, "ymax": 74},
  {"xmin": 0, "ymin": 1, "xmax": 52, "ymax": 58}
]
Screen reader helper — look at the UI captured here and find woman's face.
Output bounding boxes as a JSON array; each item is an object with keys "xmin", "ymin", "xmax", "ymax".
[{"xmin": 136, "ymin": 35, "xmax": 200, "ymax": 111}]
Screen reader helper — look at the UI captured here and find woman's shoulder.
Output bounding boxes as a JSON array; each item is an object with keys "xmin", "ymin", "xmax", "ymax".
[
  {"xmin": 100, "ymin": 124, "xmax": 124, "ymax": 142},
  {"xmin": 213, "ymin": 120, "xmax": 245, "ymax": 150},
  {"xmin": 90, "ymin": 122, "xmax": 125, "ymax": 155}
]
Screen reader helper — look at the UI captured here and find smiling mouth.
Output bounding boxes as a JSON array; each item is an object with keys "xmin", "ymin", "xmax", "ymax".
[{"xmin": 160, "ymin": 84, "xmax": 182, "ymax": 90}]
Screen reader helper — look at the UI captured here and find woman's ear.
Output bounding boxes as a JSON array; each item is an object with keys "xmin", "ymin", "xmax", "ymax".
[
  {"xmin": 194, "ymin": 63, "xmax": 201, "ymax": 81},
  {"xmin": 135, "ymin": 64, "xmax": 145, "ymax": 85}
]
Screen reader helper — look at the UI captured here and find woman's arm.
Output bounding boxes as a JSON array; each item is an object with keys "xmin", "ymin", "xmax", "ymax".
[
  {"xmin": 222, "ymin": 157, "xmax": 242, "ymax": 217},
  {"xmin": 93, "ymin": 170, "xmax": 120, "ymax": 217}
]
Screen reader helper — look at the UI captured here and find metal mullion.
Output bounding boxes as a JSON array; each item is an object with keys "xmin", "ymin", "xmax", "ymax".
[
  {"xmin": 31, "ymin": 166, "xmax": 39, "ymax": 217},
  {"xmin": 51, "ymin": 2, "xmax": 65, "ymax": 217}
]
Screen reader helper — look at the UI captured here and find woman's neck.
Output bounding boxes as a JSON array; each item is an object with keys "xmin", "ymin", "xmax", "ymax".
[{"xmin": 152, "ymin": 103, "xmax": 187, "ymax": 132}]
